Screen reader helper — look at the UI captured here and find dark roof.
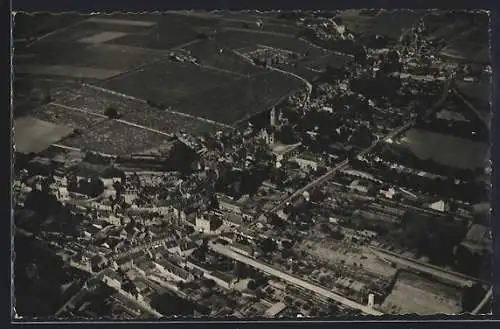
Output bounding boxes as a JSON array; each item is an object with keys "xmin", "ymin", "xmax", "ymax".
[
  {"xmin": 210, "ymin": 271, "xmax": 235, "ymax": 283},
  {"xmin": 75, "ymin": 162, "xmax": 112, "ymax": 177}
]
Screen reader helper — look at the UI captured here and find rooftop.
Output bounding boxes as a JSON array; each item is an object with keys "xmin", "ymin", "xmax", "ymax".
[
  {"xmin": 271, "ymin": 142, "xmax": 302, "ymax": 156},
  {"xmin": 265, "ymin": 302, "xmax": 287, "ymax": 317}
]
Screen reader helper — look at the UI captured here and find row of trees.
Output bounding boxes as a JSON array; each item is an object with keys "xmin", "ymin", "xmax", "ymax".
[
  {"xmin": 379, "ymin": 144, "xmax": 485, "ymax": 181},
  {"xmin": 388, "ymin": 211, "xmax": 469, "ymax": 267},
  {"xmin": 350, "ymin": 157, "xmax": 488, "ymax": 203},
  {"xmin": 415, "ymin": 117, "xmax": 489, "ymax": 142}
]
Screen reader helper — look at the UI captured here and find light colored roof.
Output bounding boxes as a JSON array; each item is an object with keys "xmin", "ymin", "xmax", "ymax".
[
  {"xmin": 265, "ymin": 302, "xmax": 287, "ymax": 317},
  {"xmin": 271, "ymin": 142, "xmax": 301, "ymax": 155},
  {"xmin": 429, "ymin": 200, "xmax": 446, "ymax": 212},
  {"xmin": 465, "ymin": 224, "xmax": 490, "ymax": 243},
  {"xmin": 227, "ymin": 213, "xmax": 243, "ymax": 225}
]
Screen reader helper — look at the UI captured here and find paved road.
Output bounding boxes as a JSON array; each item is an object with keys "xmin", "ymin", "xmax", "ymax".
[
  {"xmin": 472, "ymin": 287, "xmax": 493, "ymax": 314},
  {"xmin": 270, "ymin": 75, "xmax": 455, "ymax": 214},
  {"xmin": 269, "ymin": 123, "xmax": 412, "ymax": 214},
  {"xmin": 369, "ymin": 247, "xmax": 480, "ymax": 288},
  {"xmin": 452, "ymin": 86, "xmax": 490, "ymax": 127},
  {"xmin": 209, "ymin": 241, "xmax": 383, "ymax": 316}
]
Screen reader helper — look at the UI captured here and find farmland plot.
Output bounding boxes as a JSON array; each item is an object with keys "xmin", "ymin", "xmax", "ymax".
[
  {"xmin": 99, "ymin": 60, "xmax": 238, "ymax": 103},
  {"xmin": 30, "ymin": 103, "xmax": 106, "ymax": 131},
  {"xmin": 169, "ymin": 70, "xmax": 304, "ymax": 124},
  {"xmin": 63, "ymin": 120, "xmax": 169, "ymax": 155},
  {"xmin": 185, "ymin": 39, "xmax": 265, "ymax": 76},
  {"xmin": 216, "ymin": 30, "xmax": 326, "ymax": 57},
  {"xmin": 62, "ymin": 87, "xmax": 220, "ymax": 134},
  {"xmin": 15, "ymin": 42, "xmax": 167, "ymax": 73}
]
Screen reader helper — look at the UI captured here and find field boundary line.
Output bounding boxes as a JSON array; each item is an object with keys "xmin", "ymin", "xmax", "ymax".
[
  {"xmin": 83, "ymin": 83, "xmax": 233, "ymax": 130},
  {"xmin": 51, "ymin": 101, "xmax": 174, "ymax": 137},
  {"xmin": 197, "ymin": 63, "xmax": 248, "ymax": 78},
  {"xmin": 24, "ymin": 18, "xmax": 88, "ymax": 48}
]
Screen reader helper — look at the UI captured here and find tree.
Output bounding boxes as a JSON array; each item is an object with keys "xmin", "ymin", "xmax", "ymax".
[
  {"xmin": 462, "ymin": 283, "xmax": 487, "ymax": 312},
  {"xmin": 259, "ymin": 238, "xmax": 277, "ymax": 254},
  {"xmin": 281, "ymin": 239, "xmax": 294, "ymax": 249},
  {"xmin": 247, "ymin": 280, "xmax": 257, "ymax": 290},
  {"xmin": 104, "ymin": 106, "xmax": 120, "ymax": 119},
  {"xmin": 201, "ymin": 279, "xmax": 216, "ymax": 289}
]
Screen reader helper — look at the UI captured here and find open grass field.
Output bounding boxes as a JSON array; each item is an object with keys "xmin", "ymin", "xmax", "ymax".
[
  {"xmin": 99, "ymin": 60, "xmax": 239, "ymax": 103},
  {"xmin": 14, "ymin": 116, "xmax": 74, "ymax": 154},
  {"xmin": 62, "ymin": 120, "xmax": 169, "ymax": 155},
  {"xmin": 397, "ymin": 128, "xmax": 490, "ymax": 170},
  {"xmin": 381, "ymin": 271, "xmax": 462, "ymax": 314},
  {"xmin": 167, "ymin": 70, "xmax": 304, "ymax": 124}
]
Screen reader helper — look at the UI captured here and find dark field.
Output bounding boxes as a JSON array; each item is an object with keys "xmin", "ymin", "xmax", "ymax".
[
  {"xmin": 398, "ymin": 128, "xmax": 489, "ymax": 170},
  {"xmin": 455, "ymin": 81, "xmax": 491, "ymax": 110},
  {"xmin": 15, "ymin": 42, "xmax": 167, "ymax": 73},
  {"xmin": 340, "ymin": 9, "xmax": 425, "ymax": 40},
  {"xmin": 168, "ymin": 70, "xmax": 304, "ymax": 124},
  {"xmin": 99, "ymin": 60, "xmax": 239, "ymax": 103},
  {"xmin": 104, "ymin": 14, "xmax": 210, "ymax": 50},
  {"xmin": 13, "ymin": 13, "xmax": 86, "ymax": 39},
  {"xmin": 169, "ymin": 10, "xmax": 301, "ymax": 35},
  {"xmin": 440, "ymin": 25, "xmax": 490, "ymax": 64},
  {"xmin": 37, "ymin": 21, "xmax": 156, "ymax": 43},
  {"xmin": 274, "ymin": 63, "xmax": 320, "ymax": 81},
  {"xmin": 301, "ymin": 52, "xmax": 354, "ymax": 71},
  {"xmin": 185, "ymin": 39, "xmax": 266, "ymax": 76}
]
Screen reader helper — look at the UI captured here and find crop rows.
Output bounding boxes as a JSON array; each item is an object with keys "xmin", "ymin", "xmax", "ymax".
[
  {"xmin": 30, "ymin": 104, "xmax": 106, "ymax": 131},
  {"xmin": 63, "ymin": 120, "xmax": 169, "ymax": 155},
  {"xmin": 169, "ymin": 70, "xmax": 304, "ymax": 124},
  {"xmin": 62, "ymin": 86, "xmax": 219, "ymax": 134},
  {"xmin": 100, "ymin": 60, "xmax": 238, "ymax": 103}
]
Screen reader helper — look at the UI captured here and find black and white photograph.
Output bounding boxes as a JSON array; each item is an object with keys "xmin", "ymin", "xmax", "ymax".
[{"xmin": 12, "ymin": 9, "xmax": 493, "ymax": 319}]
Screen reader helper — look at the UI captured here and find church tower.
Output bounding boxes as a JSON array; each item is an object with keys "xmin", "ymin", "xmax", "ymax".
[{"xmin": 270, "ymin": 107, "xmax": 277, "ymax": 127}]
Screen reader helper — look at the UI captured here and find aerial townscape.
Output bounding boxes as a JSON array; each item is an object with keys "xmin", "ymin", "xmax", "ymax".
[{"xmin": 13, "ymin": 10, "xmax": 492, "ymax": 319}]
